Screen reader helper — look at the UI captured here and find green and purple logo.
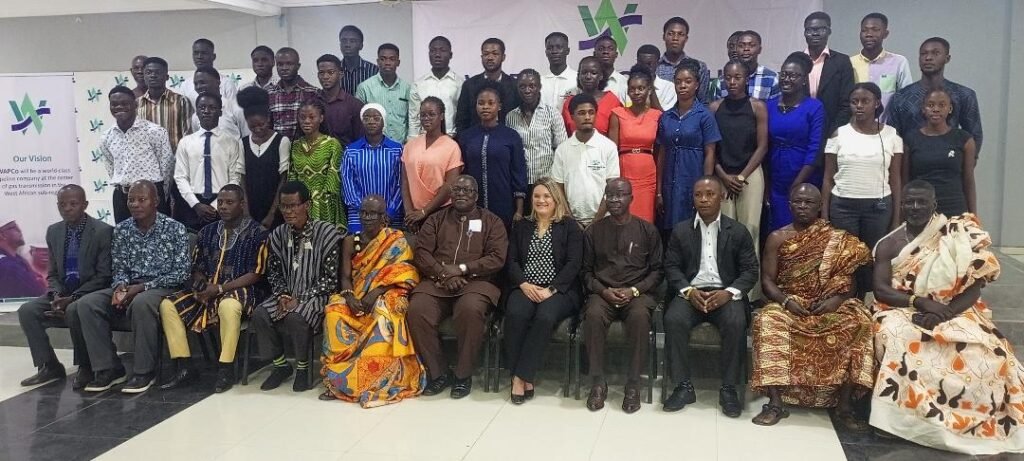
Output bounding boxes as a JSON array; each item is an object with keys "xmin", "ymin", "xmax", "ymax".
[
  {"xmin": 9, "ymin": 94, "xmax": 51, "ymax": 134},
  {"xmin": 578, "ymin": 0, "xmax": 642, "ymax": 53}
]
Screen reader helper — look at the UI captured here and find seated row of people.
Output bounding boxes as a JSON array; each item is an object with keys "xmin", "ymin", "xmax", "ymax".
[{"xmin": 16, "ymin": 176, "xmax": 1023, "ymax": 454}]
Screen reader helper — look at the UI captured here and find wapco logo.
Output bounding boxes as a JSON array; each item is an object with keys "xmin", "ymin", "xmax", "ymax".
[
  {"xmin": 9, "ymin": 94, "xmax": 51, "ymax": 134},
  {"xmin": 578, "ymin": 0, "xmax": 642, "ymax": 53}
]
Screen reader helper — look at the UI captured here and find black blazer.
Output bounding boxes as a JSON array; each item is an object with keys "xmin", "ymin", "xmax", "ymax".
[
  {"xmin": 664, "ymin": 215, "xmax": 759, "ymax": 297},
  {"xmin": 505, "ymin": 217, "xmax": 583, "ymax": 301},
  {"xmin": 46, "ymin": 215, "xmax": 114, "ymax": 297},
  {"xmin": 814, "ymin": 49, "xmax": 855, "ymax": 137}
]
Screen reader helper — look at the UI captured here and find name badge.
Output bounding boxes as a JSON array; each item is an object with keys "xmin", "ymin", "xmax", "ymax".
[
  {"xmin": 587, "ymin": 160, "xmax": 606, "ymax": 171},
  {"xmin": 468, "ymin": 219, "xmax": 482, "ymax": 233}
]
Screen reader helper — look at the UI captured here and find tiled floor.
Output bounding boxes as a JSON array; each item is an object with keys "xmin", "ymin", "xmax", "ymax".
[{"xmin": 1, "ymin": 348, "xmax": 1017, "ymax": 461}]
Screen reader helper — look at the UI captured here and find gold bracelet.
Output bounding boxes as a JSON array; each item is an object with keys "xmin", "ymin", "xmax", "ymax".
[
  {"xmin": 339, "ymin": 289, "xmax": 355, "ymax": 297},
  {"xmin": 783, "ymin": 295, "xmax": 793, "ymax": 306},
  {"xmin": 909, "ymin": 295, "xmax": 918, "ymax": 309}
]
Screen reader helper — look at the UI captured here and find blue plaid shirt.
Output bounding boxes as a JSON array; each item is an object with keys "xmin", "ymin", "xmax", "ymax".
[
  {"xmin": 111, "ymin": 213, "xmax": 189, "ymax": 291},
  {"xmin": 714, "ymin": 65, "xmax": 780, "ymax": 101}
]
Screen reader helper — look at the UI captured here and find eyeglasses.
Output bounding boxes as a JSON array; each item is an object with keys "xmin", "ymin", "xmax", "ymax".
[
  {"xmin": 451, "ymin": 186, "xmax": 477, "ymax": 194},
  {"xmin": 778, "ymin": 71, "xmax": 803, "ymax": 81},
  {"xmin": 804, "ymin": 26, "xmax": 829, "ymax": 34},
  {"xmin": 279, "ymin": 202, "xmax": 307, "ymax": 211}
]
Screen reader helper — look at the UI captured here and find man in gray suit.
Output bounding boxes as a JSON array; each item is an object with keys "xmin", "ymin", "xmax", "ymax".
[{"xmin": 18, "ymin": 185, "xmax": 113, "ymax": 388}]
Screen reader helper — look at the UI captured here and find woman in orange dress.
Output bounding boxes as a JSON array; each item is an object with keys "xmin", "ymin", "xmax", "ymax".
[
  {"xmin": 561, "ymin": 56, "xmax": 622, "ymax": 136},
  {"xmin": 608, "ymin": 65, "xmax": 662, "ymax": 222}
]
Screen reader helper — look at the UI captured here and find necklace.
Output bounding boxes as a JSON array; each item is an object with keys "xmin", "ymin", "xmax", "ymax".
[
  {"xmin": 778, "ymin": 102, "xmax": 800, "ymax": 114},
  {"xmin": 300, "ymin": 135, "xmax": 325, "ymax": 154}
]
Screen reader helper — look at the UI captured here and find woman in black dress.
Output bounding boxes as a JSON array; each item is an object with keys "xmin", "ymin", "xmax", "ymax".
[
  {"xmin": 901, "ymin": 87, "xmax": 977, "ymax": 216},
  {"xmin": 237, "ymin": 86, "xmax": 290, "ymax": 229}
]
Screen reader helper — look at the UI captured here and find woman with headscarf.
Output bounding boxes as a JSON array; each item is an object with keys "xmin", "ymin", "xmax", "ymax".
[{"xmin": 341, "ymin": 103, "xmax": 405, "ymax": 232}]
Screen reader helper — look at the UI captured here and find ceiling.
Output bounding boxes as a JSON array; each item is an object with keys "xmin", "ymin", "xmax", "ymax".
[{"xmin": 0, "ymin": 0, "xmax": 391, "ymax": 19}]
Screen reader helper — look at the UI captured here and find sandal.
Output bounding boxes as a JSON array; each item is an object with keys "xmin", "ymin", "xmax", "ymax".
[
  {"xmin": 318, "ymin": 390, "xmax": 338, "ymax": 401},
  {"xmin": 832, "ymin": 409, "xmax": 870, "ymax": 432},
  {"xmin": 751, "ymin": 403, "xmax": 790, "ymax": 426}
]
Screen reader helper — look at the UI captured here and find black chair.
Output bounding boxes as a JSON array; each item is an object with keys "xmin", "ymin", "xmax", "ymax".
[
  {"xmin": 571, "ymin": 305, "xmax": 659, "ymax": 404},
  {"xmin": 658, "ymin": 305, "xmax": 752, "ymax": 406},
  {"xmin": 437, "ymin": 310, "xmax": 497, "ymax": 392},
  {"xmin": 486, "ymin": 313, "xmax": 580, "ymax": 397}
]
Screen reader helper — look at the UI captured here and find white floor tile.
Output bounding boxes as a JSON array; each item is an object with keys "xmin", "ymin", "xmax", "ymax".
[
  {"xmin": 0, "ymin": 346, "xmax": 75, "ymax": 402},
  {"xmin": 464, "ymin": 394, "xmax": 606, "ymax": 461},
  {"xmin": 217, "ymin": 445, "xmax": 343, "ymax": 461},
  {"xmin": 95, "ymin": 440, "xmax": 235, "ymax": 461}
]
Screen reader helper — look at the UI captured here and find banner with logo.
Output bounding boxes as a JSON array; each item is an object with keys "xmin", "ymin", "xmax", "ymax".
[
  {"xmin": 74, "ymin": 68, "xmax": 254, "ymax": 226},
  {"xmin": 411, "ymin": 0, "xmax": 822, "ymax": 79},
  {"xmin": 0, "ymin": 73, "xmax": 78, "ymax": 301}
]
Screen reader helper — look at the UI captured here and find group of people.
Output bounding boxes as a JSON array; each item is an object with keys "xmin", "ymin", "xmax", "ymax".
[{"xmin": 6, "ymin": 10, "xmax": 1018, "ymax": 456}]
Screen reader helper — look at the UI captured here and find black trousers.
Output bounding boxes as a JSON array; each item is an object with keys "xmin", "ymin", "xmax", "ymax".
[
  {"xmin": 829, "ymin": 195, "xmax": 892, "ymax": 298},
  {"xmin": 663, "ymin": 294, "xmax": 747, "ymax": 386},
  {"xmin": 502, "ymin": 289, "xmax": 575, "ymax": 382},
  {"xmin": 173, "ymin": 192, "xmax": 217, "ymax": 233},
  {"xmin": 112, "ymin": 181, "xmax": 169, "ymax": 224},
  {"xmin": 251, "ymin": 307, "xmax": 312, "ymax": 363}
]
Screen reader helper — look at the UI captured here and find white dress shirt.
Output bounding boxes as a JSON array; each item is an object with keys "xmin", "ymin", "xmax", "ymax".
[
  {"xmin": 190, "ymin": 98, "xmax": 249, "ymax": 138},
  {"xmin": 408, "ymin": 69, "xmax": 464, "ymax": 141},
  {"xmin": 239, "ymin": 75, "xmax": 278, "ymax": 91},
  {"xmin": 620, "ymin": 76, "xmax": 677, "ymax": 110},
  {"xmin": 540, "ymin": 67, "xmax": 578, "ymax": 111},
  {"xmin": 174, "ymin": 126, "xmax": 244, "ymax": 208},
  {"xmin": 687, "ymin": 213, "xmax": 742, "ymax": 300}
]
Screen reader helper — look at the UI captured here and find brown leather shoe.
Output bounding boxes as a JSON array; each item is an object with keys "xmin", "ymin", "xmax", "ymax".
[
  {"xmin": 586, "ymin": 383, "xmax": 608, "ymax": 411},
  {"xmin": 622, "ymin": 384, "xmax": 642, "ymax": 414}
]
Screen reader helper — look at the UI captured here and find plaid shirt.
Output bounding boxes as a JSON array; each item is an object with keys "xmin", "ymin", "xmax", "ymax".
[
  {"xmin": 268, "ymin": 77, "xmax": 320, "ymax": 140},
  {"xmin": 714, "ymin": 65, "xmax": 780, "ymax": 101},
  {"xmin": 656, "ymin": 53, "xmax": 711, "ymax": 103}
]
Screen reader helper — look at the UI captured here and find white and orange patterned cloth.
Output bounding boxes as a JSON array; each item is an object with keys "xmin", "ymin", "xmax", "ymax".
[{"xmin": 871, "ymin": 213, "xmax": 1024, "ymax": 454}]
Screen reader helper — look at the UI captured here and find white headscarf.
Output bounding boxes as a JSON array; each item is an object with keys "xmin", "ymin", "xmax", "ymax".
[{"xmin": 359, "ymin": 103, "xmax": 386, "ymax": 121}]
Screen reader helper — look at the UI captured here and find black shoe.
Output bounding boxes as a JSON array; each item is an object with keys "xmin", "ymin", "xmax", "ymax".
[
  {"xmin": 524, "ymin": 388, "xmax": 535, "ymax": 400},
  {"xmin": 293, "ymin": 368, "xmax": 311, "ymax": 392},
  {"xmin": 72, "ymin": 367, "xmax": 94, "ymax": 390},
  {"xmin": 83, "ymin": 367, "xmax": 127, "ymax": 392},
  {"xmin": 663, "ymin": 380, "xmax": 697, "ymax": 412},
  {"xmin": 159, "ymin": 367, "xmax": 198, "ymax": 390},
  {"xmin": 450, "ymin": 376, "xmax": 472, "ymax": 399},
  {"xmin": 719, "ymin": 385, "xmax": 742, "ymax": 418},
  {"xmin": 510, "ymin": 389, "xmax": 526, "ymax": 405},
  {"xmin": 121, "ymin": 373, "xmax": 156, "ymax": 394},
  {"xmin": 422, "ymin": 372, "xmax": 453, "ymax": 396},
  {"xmin": 214, "ymin": 366, "xmax": 235, "ymax": 393},
  {"xmin": 260, "ymin": 366, "xmax": 293, "ymax": 391},
  {"xmin": 20, "ymin": 362, "xmax": 66, "ymax": 386}
]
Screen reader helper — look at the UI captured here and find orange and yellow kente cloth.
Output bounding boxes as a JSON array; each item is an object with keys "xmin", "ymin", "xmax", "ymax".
[
  {"xmin": 871, "ymin": 214, "xmax": 1024, "ymax": 454},
  {"xmin": 321, "ymin": 228, "xmax": 425, "ymax": 408},
  {"xmin": 751, "ymin": 219, "xmax": 875, "ymax": 407}
]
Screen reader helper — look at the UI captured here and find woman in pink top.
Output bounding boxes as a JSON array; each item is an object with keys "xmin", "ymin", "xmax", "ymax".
[{"xmin": 401, "ymin": 96, "xmax": 464, "ymax": 232}]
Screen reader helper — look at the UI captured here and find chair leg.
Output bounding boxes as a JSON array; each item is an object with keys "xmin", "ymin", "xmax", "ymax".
[
  {"xmin": 661, "ymin": 351, "xmax": 669, "ymax": 405},
  {"xmin": 491, "ymin": 330, "xmax": 502, "ymax": 393},
  {"xmin": 241, "ymin": 328, "xmax": 254, "ymax": 385},
  {"xmin": 562, "ymin": 332, "xmax": 572, "ymax": 398},
  {"xmin": 646, "ymin": 331, "xmax": 655, "ymax": 405},
  {"xmin": 482, "ymin": 326, "xmax": 492, "ymax": 393},
  {"xmin": 573, "ymin": 333, "xmax": 582, "ymax": 400},
  {"xmin": 307, "ymin": 334, "xmax": 316, "ymax": 390}
]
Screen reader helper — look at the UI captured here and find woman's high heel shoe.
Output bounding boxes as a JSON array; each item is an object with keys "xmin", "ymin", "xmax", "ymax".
[{"xmin": 511, "ymin": 390, "xmax": 526, "ymax": 405}]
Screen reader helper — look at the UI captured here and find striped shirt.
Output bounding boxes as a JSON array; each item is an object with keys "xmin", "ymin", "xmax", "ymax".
[
  {"xmin": 261, "ymin": 220, "xmax": 342, "ymax": 330},
  {"xmin": 341, "ymin": 57, "xmax": 379, "ymax": 96},
  {"xmin": 137, "ymin": 89, "xmax": 194, "ymax": 152},
  {"xmin": 355, "ymin": 74, "xmax": 411, "ymax": 142},
  {"xmin": 267, "ymin": 77, "xmax": 320, "ymax": 140},
  {"xmin": 505, "ymin": 104, "xmax": 568, "ymax": 184},
  {"xmin": 341, "ymin": 137, "xmax": 404, "ymax": 232}
]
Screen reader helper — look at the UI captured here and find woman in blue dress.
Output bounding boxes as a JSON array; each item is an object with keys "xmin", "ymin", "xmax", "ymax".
[
  {"xmin": 341, "ymin": 103, "xmax": 405, "ymax": 232},
  {"xmin": 656, "ymin": 58, "xmax": 722, "ymax": 232},
  {"xmin": 766, "ymin": 52, "xmax": 826, "ymax": 231},
  {"xmin": 458, "ymin": 82, "xmax": 528, "ymax": 227}
]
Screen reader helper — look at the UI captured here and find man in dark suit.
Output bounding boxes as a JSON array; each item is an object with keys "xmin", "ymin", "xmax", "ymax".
[
  {"xmin": 17, "ymin": 185, "xmax": 113, "ymax": 389},
  {"xmin": 803, "ymin": 11, "xmax": 854, "ymax": 138},
  {"xmin": 662, "ymin": 176, "xmax": 759, "ymax": 417}
]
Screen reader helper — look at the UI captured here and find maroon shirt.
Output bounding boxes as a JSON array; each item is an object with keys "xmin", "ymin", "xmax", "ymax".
[{"xmin": 319, "ymin": 88, "xmax": 364, "ymax": 147}]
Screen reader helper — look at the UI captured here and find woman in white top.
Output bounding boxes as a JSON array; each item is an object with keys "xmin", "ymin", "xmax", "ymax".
[{"xmin": 822, "ymin": 82, "xmax": 903, "ymax": 297}]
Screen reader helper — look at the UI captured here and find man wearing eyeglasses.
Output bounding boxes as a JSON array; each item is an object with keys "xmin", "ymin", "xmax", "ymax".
[{"xmin": 406, "ymin": 175, "xmax": 508, "ymax": 399}]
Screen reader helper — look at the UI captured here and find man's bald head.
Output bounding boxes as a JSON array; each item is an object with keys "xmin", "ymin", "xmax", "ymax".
[
  {"xmin": 129, "ymin": 180, "xmax": 158, "ymax": 200},
  {"xmin": 789, "ymin": 183, "xmax": 821, "ymax": 201}
]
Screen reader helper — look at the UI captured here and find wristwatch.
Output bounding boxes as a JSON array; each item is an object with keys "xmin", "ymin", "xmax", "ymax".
[
  {"xmin": 459, "ymin": 263, "xmax": 468, "ymax": 274},
  {"xmin": 736, "ymin": 174, "xmax": 747, "ymax": 183},
  {"xmin": 630, "ymin": 286, "xmax": 640, "ymax": 297}
]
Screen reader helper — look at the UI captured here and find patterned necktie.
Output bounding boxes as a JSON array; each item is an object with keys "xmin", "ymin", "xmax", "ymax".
[{"xmin": 202, "ymin": 131, "xmax": 213, "ymax": 199}]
